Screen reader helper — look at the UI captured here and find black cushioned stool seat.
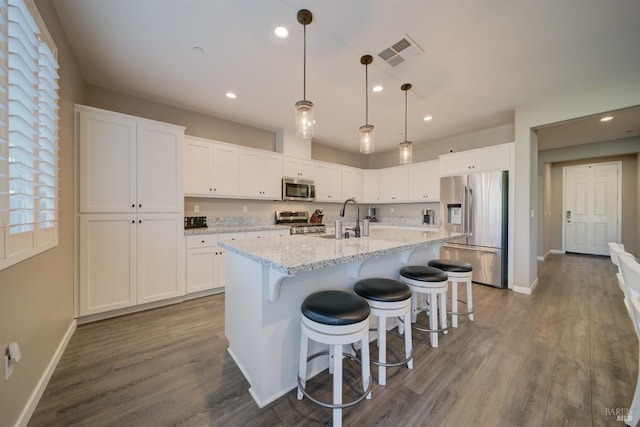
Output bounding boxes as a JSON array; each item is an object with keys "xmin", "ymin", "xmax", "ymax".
[
  {"xmin": 354, "ymin": 278, "xmax": 412, "ymax": 302},
  {"xmin": 301, "ymin": 290, "xmax": 370, "ymax": 326},
  {"xmin": 399, "ymin": 265, "xmax": 448, "ymax": 283},
  {"xmin": 353, "ymin": 278, "xmax": 413, "ymax": 386},
  {"xmin": 298, "ymin": 290, "xmax": 372, "ymax": 426},
  {"xmin": 428, "ymin": 259, "xmax": 473, "ymax": 273},
  {"xmin": 428, "ymin": 259, "xmax": 475, "ymax": 328}
]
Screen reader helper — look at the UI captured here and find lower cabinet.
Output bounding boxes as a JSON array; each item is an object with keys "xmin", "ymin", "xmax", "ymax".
[
  {"xmin": 186, "ymin": 235, "xmax": 226, "ymax": 294},
  {"xmin": 79, "ymin": 213, "xmax": 185, "ymax": 316}
]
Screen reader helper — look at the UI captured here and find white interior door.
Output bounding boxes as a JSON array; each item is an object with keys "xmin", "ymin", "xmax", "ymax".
[{"xmin": 564, "ymin": 162, "xmax": 620, "ymax": 255}]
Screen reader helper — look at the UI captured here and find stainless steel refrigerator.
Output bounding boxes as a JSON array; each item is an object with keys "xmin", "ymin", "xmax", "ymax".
[{"xmin": 439, "ymin": 171, "xmax": 508, "ymax": 288}]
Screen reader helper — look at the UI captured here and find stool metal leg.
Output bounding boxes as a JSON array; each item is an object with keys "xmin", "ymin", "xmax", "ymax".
[
  {"xmin": 378, "ymin": 316, "xmax": 387, "ymax": 385},
  {"xmin": 467, "ymin": 280, "xmax": 474, "ymax": 321},
  {"xmin": 451, "ymin": 280, "xmax": 459, "ymax": 328},
  {"xmin": 333, "ymin": 343, "xmax": 343, "ymax": 427},
  {"xmin": 297, "ymin": 329, "xmax": 308, "ymax": 400},
  {"xmin": 404, "ymin": 310, "xmax": 413, "ymax": 370}
]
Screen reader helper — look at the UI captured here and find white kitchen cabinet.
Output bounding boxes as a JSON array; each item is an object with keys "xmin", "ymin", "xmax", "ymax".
[
  {"xmin": 184, "ymin": 136, "xmax": 239, "ymax": 197},
  {"xmin": 439, "ymin": 143, "xmax": 512, "ymax": 176},
  {"xmin": 342, "ymin": 167, "xmax": 364, "ymax": 202},
  {"xmin": 283, "ymin": 157, "xmax": 315, "ymax": 180},
  {"xmin": 315, "ymin": 162, "xmax": 343, "ymax": 202},
  {"xmin": 78, "ymin": 106, "xmax": 183, "ymax": 213},
  {"xmin": 408, "ymin": 160, "xmax": 440, "ymax": 201},
  {"xmin": 186, "ymin": 234, "xmax": 225, "ymax": 294},
  {"xmin": 79, "ymin": 213, "xmax": 185, "ymax": 316},
  {"xmin": 238, "ymin": 150, "xmax": 283, "ymax": 199},
  {"xmin": 363, "ymin": 169, "xmax": 381, "ymax": 203},
  {"xmin": 380, "ymin": 166, "xmax": 409, "ymax": 202}
]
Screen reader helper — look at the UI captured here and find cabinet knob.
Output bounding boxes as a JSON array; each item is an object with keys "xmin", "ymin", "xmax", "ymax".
[
  {"xmin": 131, "ymin": 220, "xmax": 135, "ymax": 224},
  {"xmin": 201, "ymin": 240, "xmax": 205, "ymax": 243},
  {"xmin": 131, "ymin": 204, "xmax": 135, "ymax": 208},
  {"xmin": 209, "ymin": 188, "xmax": 213, "ymax": 191},
  {"xmin": 139, "ymin": 220, "xmax": 142, "ymax": 223}
]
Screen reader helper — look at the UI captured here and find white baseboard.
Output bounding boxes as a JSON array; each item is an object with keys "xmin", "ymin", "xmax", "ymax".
[
  {"xmin": 513, "ymin": 277, "xmax": 538, "ymax": 295},
  {"xmin": 550, "ymin": 249, "xmax": 565, "ymax": 254},
  {"xmin": 16, "ymin": 319, "xmax": 77, "ymax": 427}
]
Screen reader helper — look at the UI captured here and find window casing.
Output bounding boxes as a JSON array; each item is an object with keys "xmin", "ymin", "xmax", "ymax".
[{"xmin": 0, "ymin": 0, "xmax": 59, "ymax": 271}]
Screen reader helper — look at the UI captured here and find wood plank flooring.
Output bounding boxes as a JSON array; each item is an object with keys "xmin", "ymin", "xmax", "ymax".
[{"xmin": 29, "ymin": 254, "xmax": 637, "ymax": 426}]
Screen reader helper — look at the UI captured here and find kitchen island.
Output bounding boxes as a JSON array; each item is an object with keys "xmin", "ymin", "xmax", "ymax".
[{"xmin": 218, "ymin": 227, "xmax": 464, "ymax": 407}]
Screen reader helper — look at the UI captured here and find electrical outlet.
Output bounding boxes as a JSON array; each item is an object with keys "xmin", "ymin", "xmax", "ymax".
[
  {"xmin": 243, "ymin": 206, "xmax": 247, "ymax": 213},
  {"xmin": 390, "ymin": 208, "xmax": 394, "ymax": 213},
  {"xmin": 194, "ymin": 205, "xmax": 200, "ymax": 213},
  {"xmin": 4, "ymin": 354, "xmax": 13, "ymax": 380}
]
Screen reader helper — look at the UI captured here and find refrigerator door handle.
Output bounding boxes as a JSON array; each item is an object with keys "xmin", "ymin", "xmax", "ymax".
[
  {"xmin": 463, "ymin": 186, "xmax": 468, "ymax": 234},
  {"xmin": 468, "ymin": 187, "xmax": 473, "ymax": 237}
]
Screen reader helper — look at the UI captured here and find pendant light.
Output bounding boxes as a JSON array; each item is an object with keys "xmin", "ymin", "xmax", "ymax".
[
  {"xmin": 399, "ymin": 83, "xmax": 413, "ymax": 165},
  {"xmin": 295, "ymin": 9, "xmax": 314, "ymax": 139},
  {"xmin": 359, "ymin": 55, "xmax": 375, "ymax": 154}
]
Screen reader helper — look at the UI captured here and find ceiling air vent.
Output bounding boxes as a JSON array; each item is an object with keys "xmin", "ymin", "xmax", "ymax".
[{"xmin": 377, "ymin": 34, "xmax": 424, "ymax": 68}]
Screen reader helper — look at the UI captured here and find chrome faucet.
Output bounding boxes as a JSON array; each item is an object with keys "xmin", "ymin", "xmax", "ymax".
[{"xmin": 339, "ymin": 198, "xmax": 360, "ymax": 238}]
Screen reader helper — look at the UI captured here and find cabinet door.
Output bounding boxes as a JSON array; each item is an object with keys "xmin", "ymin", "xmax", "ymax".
[
  {"xmin": 408, "ymin": 161, "xmax": 440, "ymax": 201},
  {"xmin": 79, "ymin": 110, "xmax": 137, "ymax": 213},
  {"xmin": 342, "ymin": 168, "xmax": 363, "ymax": 201},
  {"xmin": 260, "ymin": 153, "xmax": 283, "ymax": 199},
  {"xmin": 474, "ymin": 144, "xmax": 511, "ymax": 172},
  {"xmin": 211, "ymin": 143, "xmax": 239, "ymax": 196},
  {"xmin": 184, "ymin": 137, "xmax": 212, "ymax": 196},
  {"xmin": 380, "ymin": 166, "xmax": 409, "ymax": 202},
  {"xmin": 283, "ymin": 158, "xmax": 315, "ymax": 179},
  {"xmin": 79, "ymin": 214, "xmax": 136, "ymax": 315},
  {"xmin": 136, "ymin": 214, "xmax": 185, "ymax": 304},
  {"xmin": 137, "ymin": 121, "xmax": 183, "ymax": 212},
  {"xmin": 186, "ymin": 246, "xmax": 224, "ymax": 293},
  {"xmin": 315, "ymin": 163, "xmax": 343, "ymax": 202},
  {"xmin": 363, "ymin": 169, "xmax": 381, "ymax": 203},
  {"xmin": 439, "ymin": 153, "xmax": 474, "ymax": 176}
]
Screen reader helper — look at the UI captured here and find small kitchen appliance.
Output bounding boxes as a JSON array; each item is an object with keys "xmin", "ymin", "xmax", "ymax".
[
  {"xmin": 276, "ymin": 210, "xmax": 326, "ymax": 235},
  {"xmin": 366, "ymin": 206, "xmax": 377, "ymax": 222},
  {"xmin": 282, "ymin": 178, "xmax": 315, "ymax": 202},
  {"xmin": 422, "ymin": 209, "xmax": 434, "ymax": 225}
]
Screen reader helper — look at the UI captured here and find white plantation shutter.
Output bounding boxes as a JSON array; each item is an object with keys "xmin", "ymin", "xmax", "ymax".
[
  {"xmin": 1, "ymin": 0, "xmax": 59, "ymax": 269},
  {"xmin": 0, "ymin": 2, "xmax": 8, "ymax": 259}
]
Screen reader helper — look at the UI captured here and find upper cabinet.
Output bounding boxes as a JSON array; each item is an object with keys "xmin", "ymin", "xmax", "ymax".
[
  {"xmin": 408, "ymin": 160, "xmax": 440, "ymax": 202},
  {"xmin": 363, "ymin": 169, "xmax": 381, "ymax": 203},
  {"xmin": 342, "ymin": 167, "xmax": 363, "ymax": 201},
  {"xmin": 283, "ymin": 157, "xmax": 315, "ymax": 180},
  {"xmin": 78, "ymin": 106, "xmax": 184, "ymax": 213},
  {"xmin": 439, "ymin": 143, "xmax": 513, "ymax": 176},
  {"xmin": 380, "ymin": 166, "xmax": 409, "ymax": 202},
  {"xmin": 184, "ymin": 136, "xmax": 238, "ymax": 197},
  {"xmin": 238, "ymin": 149, "xmax": 283, "ymax": 200},
  {"xmin": 314, "ymin": 162, "xmax": 343, "ymax": 202}
]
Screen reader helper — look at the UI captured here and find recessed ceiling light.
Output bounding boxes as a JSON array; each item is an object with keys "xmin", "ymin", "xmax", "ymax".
[
  {"xmin": 192, "ymin": 46, "xmax": 205, "ymax": 55},
  {"xmin": 600, "ymin": 116, "xmax": 613, "ymax": 122},
  {"xmin": 274, "ymin": 26, "xmax": 288, "ymax": 38},
  {"xmin": 372, "ymin": 85, "xmax": 383, "ymax": 93},
  {"xmin": 423, "ymin": 115, "xmax": 433, "ymax": 121},
  {"xmin": 226, "ymin": 92, "xmax": 237, "ymax": 99}
]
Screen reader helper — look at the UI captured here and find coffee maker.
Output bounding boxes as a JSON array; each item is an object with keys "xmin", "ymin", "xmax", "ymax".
[
  {"xmin": 366, "ymin": 206, "xmax": 378, "ymax": 222},
  {"xmin": 422, "ymin": 209, "xmax": 434, "ymax": 225}
]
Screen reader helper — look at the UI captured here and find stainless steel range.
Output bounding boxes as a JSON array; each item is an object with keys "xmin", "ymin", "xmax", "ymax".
[{"xmin": 275, "ymin": 210, "xmax": 326, "ymax": 235}]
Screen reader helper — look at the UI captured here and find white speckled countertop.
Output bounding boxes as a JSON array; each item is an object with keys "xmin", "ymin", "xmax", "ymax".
[
  {"xmin": 184, "ymin": 224, "xmax": 290, "ymax": 235},
  {"xmin": 218, "ymin": 228, "xmax": 465, "ymax": 275}
]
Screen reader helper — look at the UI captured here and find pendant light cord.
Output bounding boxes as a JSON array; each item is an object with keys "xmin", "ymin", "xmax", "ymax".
[
  {"xmin": 303, "ymin": 23, "xmax": 306, "ymax": 101},
  {"xmin": 404, "ymin": 88, "xmax": 408, "ymax": 142},
  {"xmin": 365, "ymin": 62, "xmax": 369, "ymax": 125}
]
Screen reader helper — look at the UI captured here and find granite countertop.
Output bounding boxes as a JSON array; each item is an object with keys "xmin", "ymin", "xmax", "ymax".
[
  {"xmin": 184, "ymin": 224, "xmax": 290, "ymax": 236},
  {"xmin": 218, "ymin": 228, "xmax": 465, "ymax": 275}
]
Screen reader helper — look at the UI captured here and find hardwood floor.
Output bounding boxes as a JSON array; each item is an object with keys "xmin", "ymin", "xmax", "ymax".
[{"xmin": 29, "ymin": 254, "xmax": 637, "ymax": 426}]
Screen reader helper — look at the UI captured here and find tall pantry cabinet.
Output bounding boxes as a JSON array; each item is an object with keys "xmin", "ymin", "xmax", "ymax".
[{"xmin": 76, "ymin": 105, "xmax": 186, "ymax": 317}]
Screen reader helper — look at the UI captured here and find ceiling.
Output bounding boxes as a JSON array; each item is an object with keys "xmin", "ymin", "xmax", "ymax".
[{"xmin": 51, "ymin": 0, "xmax": 640, "ymax": 154}]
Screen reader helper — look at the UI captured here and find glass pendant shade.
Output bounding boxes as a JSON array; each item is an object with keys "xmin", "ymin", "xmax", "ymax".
[
  {"xmin": 359, "ymin": 124, "xmax": 375, "ymax": 154},
  {"xmin": 399, "ymin": 141, "xmax": 413, "ymax": 165},
  {"xmin": 295, "ymin": 100, "xmax": 314, "ymax": 139}
]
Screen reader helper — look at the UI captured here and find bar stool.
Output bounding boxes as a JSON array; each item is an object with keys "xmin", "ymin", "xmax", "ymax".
[
  {"xmin": 399, "ymin": 266, "xmax": 449, "ymax": 348},
  {"xmin": 428, "ymin": 259, "xmax": 474, "ymax": 328},
  {"xmin": 298, "ymin": 290, "xmax": 372, "ymax": 427},
  {"xmin": 353, "ymin": 278, "xmax": 413, "ymax": 385}
]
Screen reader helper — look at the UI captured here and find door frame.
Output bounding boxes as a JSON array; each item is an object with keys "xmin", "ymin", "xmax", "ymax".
[{"xmin": 561, "ymin": 160, "xmax": 622, "ymax": 253}]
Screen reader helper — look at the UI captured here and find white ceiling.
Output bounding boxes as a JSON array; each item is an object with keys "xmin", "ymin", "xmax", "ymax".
[{"xmin": 51, "ymin": 0, "xmax": 640, "ymax": 153}]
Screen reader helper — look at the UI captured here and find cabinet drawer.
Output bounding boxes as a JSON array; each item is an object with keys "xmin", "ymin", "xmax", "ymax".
[{"xmin": 186, "ymin": 234, "xmax": 218, "ymax": 249}]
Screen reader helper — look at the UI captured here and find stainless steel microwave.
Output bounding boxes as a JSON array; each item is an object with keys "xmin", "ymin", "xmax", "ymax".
[{"xmin": 282, "ymin": 178, "xmax": 315, "ymax": 201}]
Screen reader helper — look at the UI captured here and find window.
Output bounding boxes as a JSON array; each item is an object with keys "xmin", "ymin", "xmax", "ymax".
[{"xmin": 0, "ymin": 0, "xmax": 59, "ymax": 270}]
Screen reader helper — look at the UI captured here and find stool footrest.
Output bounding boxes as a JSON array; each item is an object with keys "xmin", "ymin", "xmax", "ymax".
[
  {"xmin": 298, "ymin": 350, "xmax": 373, "ymax": 410},
  {"xmin": 448, "ymin": 308, "xmax": 475, "ymax": 316}
]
